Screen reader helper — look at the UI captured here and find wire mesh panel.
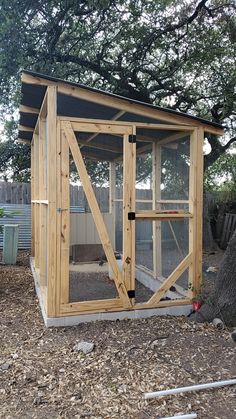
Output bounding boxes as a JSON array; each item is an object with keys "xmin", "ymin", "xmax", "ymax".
[{"xmin": 134, "ymin": 130, "xmax": 190, "ymax": 304}]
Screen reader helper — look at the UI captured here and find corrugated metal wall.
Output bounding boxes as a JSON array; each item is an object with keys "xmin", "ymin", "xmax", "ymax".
[{"xmin": 0, "ymin": 204, "xmax": 31, "ymax": 249}]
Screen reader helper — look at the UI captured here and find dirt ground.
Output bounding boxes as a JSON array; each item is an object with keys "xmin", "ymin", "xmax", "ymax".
[
  {"xmin": 1, "ymin": 251, "xmax": 236, "ymax": 419},
  {"xmin": 69, "ymin": 272, "xmax": 153, "ymax": 303}
]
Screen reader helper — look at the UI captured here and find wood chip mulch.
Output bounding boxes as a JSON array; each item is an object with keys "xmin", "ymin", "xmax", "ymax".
[{"xmin": 0, "ymin": 252, "xmax": 236, "ymax": 419}]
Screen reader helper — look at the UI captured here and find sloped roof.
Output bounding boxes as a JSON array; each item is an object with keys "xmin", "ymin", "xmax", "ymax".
[{"xmin": 18, "ymin": 70, "xmax": 224, "ymax": 160}]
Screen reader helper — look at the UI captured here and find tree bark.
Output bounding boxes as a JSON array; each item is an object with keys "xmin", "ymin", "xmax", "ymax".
[{"xmin": 193, "ymin": 229, "xmax": 236, "ymax": 326}]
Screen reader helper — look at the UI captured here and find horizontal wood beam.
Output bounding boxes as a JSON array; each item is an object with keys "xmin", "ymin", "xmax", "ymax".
[
  {"xmin": 17, "ymin": 138, "xmax": 31, "ymax": 144},
  {"xmin": 134, "ymin": 297, "xmax": 191, "ymax": 310},
  {"xmin": 31, "ymin": 200, "xmax": 49, "ymax": 204},
  {"xmin": 69, "ymin": 121, "xmax": 132, "ymax": 135},
  {"xmin": 19, "ymin": 105, "xmax": 39, "ymax": 114},
  {"xmin": 18, "ymin": 125, "xmax": 34, "ymax": 132},
  {"xmin": 80, "ymin": 110, "xmax": 126, "ymax": 150},
  {"xmin": 60, "ymin": 298, "xmax": 123, "ymax": 314},
  {"xmin": 59, "ymin": 297, "xmax": 191, "ymax": 316},
  {"xmin": 62, "ymin": 117, "xmax": 195, "ymax": 132},
  {"xmin": 135, "ymin": 211, "xmax": 192, "ymax": 220}
]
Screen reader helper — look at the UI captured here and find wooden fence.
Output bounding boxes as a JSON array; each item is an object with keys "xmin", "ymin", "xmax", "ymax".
[
  {"xmin": 0, "ymin": 182, "xmax": 109, "ymax": 210},
  {"xmin": 1, "ymin": 182, "xmax": 236, "ymax": 250}
]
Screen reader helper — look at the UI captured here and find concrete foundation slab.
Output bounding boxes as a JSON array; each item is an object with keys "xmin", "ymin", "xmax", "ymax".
[{"xmin": 30, "ymin": 258, "xmax": 191, "ymax": 327}]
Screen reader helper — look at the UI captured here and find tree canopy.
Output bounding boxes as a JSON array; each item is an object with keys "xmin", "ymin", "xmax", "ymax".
[{"xmin": 0, "ymin": 0, "xmax": 235, "ymax": 183}]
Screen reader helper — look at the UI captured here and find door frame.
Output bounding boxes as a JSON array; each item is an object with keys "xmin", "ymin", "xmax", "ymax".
[{"xmin": 56, "ymin": 118, "xmax": 200, "ymax": 316}]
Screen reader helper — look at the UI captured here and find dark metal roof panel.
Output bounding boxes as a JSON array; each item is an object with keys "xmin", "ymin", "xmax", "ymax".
[
  {"xmin": 57, "ymin": 93, "xmax": 120, "ymax": 119},
  {"xmin": 19, "ymin": 112, "xmax": 38, "ymax": 128},
  {"xmin": 21, "ymin": 69, "xmax": 223, "ymax": 130},
  {"xmin": 18, "ymin": 131, "xmax": 33, "ymax": 141}
]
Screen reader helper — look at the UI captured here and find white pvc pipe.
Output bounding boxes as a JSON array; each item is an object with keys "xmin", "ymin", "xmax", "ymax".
[
  {"xmin": 159, "ymin": 415, "xmax": 197, "ymax": 419},
  {"xmin": 144, "ymin": 378, "xmax": 236, "ymax": 399}
]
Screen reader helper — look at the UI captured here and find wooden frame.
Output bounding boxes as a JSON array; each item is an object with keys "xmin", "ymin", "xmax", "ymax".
[{"xmin": 27, "ymin": 78, "xmax": 207, "ymax": 320}]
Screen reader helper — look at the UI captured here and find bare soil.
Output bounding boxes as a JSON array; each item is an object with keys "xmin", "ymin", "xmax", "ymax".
[
  {"xmin": 1, "ymin": 251, "xmax": 236, "ymax": 419},
  {"xmin": 69, "ymin": 272, "xmax": 153, "ymax": 303}
]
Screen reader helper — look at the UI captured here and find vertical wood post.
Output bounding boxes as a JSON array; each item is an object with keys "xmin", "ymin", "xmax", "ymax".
[
  {"xmin": 123, "ymin": 129, "xmax": 136, "ymax": 296},
  {"xmin": 34, "ymin": 133, "xmax": 39, "ymax": 268},
  {"xmin": 109, "ymin": 161, "xmax": 116, "ymax": 248},
  {"xmin": 189, "ymin": 128, "xmax": 204, "ymax": 298},
  {"xmin": 31, "ymin": 139, "xmax": 35, "ymax": 256},
  {"xmin": 152, "ymin": 142, "xmax": 162, "ymax": 277},
  {"xmin": 196, "ymin": 128, "xmax": 204, "ymax": 295},
  {"xmin": 46, "ymin": 86, "xmax": 58, "ymax": 317},
  {"xmin": 39, "ymin": 118, "xmax": 47, "ymax": 287},
  {"xmin": 59, "ymin": 121, "xmax": 70, "ymax": 305}
]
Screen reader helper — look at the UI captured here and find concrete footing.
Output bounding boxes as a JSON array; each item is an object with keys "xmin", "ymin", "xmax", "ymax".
[{"xmin": 30, "ymin": 258, "xmax": 191, "ymax": 327}]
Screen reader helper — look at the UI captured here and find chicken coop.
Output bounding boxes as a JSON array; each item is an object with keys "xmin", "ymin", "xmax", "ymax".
[{"xmin": 18, "ymin": 70, "xmax": 224, "ymax": 326}]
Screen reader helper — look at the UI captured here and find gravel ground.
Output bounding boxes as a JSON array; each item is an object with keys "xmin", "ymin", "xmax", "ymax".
[
  {"xmin": 69, "ymin": 272, "xmax": 153, "ymax": 303},
  {"xmin": 1, "ymin": 252, "xmax": 236, "ymax": 419}
]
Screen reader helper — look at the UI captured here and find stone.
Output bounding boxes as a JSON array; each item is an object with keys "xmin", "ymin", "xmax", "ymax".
[
  {"xmin": 212, "ymin": 318, "xmax": 224, "ymax": 329},
  {"xmin": 0, "ymin": 362, "xmax": 11, "ymax": 371},
  {"xmin": 73, "ymin": 341, "xmax": 94, "ymax": 354}
]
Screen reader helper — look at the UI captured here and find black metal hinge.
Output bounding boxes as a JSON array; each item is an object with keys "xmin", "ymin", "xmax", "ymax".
[
  {"xmin": 128, "ymin": 212, "xmax": 135, "ymax": 220},
  {"xmin": 127, "ymin": 290, "xmax": 135, "ymax": 298},
  {"xmin": 128, "ymin": 134, "xmax": 136, "ymax": 143}
]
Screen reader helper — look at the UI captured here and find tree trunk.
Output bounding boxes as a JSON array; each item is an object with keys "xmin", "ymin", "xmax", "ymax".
[{"xmin": 193, "ymin": 229, "xmax": 236, "ymax": 326}]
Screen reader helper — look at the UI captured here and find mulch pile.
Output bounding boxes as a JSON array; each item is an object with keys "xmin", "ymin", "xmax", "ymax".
[{"xmin": 0, "ymin": 252, "xmax": 236, "ymax": 418}]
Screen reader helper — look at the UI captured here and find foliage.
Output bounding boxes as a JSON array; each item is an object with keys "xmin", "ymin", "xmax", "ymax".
[
  {"xmin": 0, "ymin": 0, "xmax": 235, "ymax": 184},
  {"xmin": 204, "ymin": 149, "xmax": 236, "ymax": 192}
]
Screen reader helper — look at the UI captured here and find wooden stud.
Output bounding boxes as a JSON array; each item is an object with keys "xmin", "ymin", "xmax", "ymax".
[
  {"xmin": 31, "ymin": 140, "xmax": 35, "ymax": 256},
  {"xmin": 59, "ymin": 123, "xmax": 70, "ymax": 305},
  {"xmin": 135, "ymin": 211, "xmax": 192, "ymax": 220},
  {"xmin": 60, "ymin": 296, "xmax": 191, "ymax": 316},
  {"xmin": 31, "ymin": 200, "xmax": 49, "ymax": 204},
  {"xmin": 80, "ymin": 110, "xmax": 126, "ymax": 149},
  {"xmin": 61, "ymin": 121, "xmax": 132, "ymax": 308},
  {"xmin": 46, "ymin": 86, "xmax": 58, "ymax": 317},
  {"xmin": 19, "ymin": 105, "xmax": 39, "ymax": 114},
  {"xmin": 123, "ymin": 128, "xmax": 136, "ymax": 297},
  {"xmin": 61, "ymin": 298, "xmax": 123, "ymax": 314},
  {"xmin": 39, "ymin": 118, "xmax": 47, "ymax": 287},
  {"xmin": 67, "ymin": 118, "xmax": 195, "ymax": 132},
  {"xmin": 195, "ymin": 128, "xmax": 204, "ymax": 297},
  {"xmin": 34, "ymin": 133, "xmax": 39, "ymax": 268},
  {"xmin": 188, "ymin": 129, "xmax": 204, "ymax": 299},
  {"xmin": 70, "ymin": 121, "xmax": 133, "ymax": 135},
  {"xmin": 109, "ymin": 161, "xmax": 116, "ymax": 248},
  {"xmin": 152, "ymin": 142, "xmax": 162, "ymax": 277},
  {"xmin": 17, "ymin": 139, "xmax": 31, "ymax": 144},
  {"xmin": 134, "ymin": 297, "xmax": 191, "ymax": 310},
  {"xmin": 18, "ymin": 125, "xmax": 34, "ymax": 132}
]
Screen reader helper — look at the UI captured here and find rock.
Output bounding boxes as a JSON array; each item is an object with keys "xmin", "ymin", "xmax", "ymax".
[
  {"xmin": 73, "ymin": 341, "xmax": 94, "ymax": 354},
  {"xmin": 206, "ymin": 266, "xmax": 218, "ymax": 273},
  {"xmin": 212, "ymin": 318, "xmax": 224, "ymax": 329},
  {"xmin": 0, "ymin": 362, "xmax": 11, "ymax": 371},
  {"xmin": 231, "ymin": 329, "xmax": 236, "ymax": 342}
]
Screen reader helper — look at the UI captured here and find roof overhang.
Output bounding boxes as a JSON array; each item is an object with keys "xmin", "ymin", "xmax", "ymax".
[{"xmin": 18, "ymin": 70, "xmax": 224, "ymax": 159}]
